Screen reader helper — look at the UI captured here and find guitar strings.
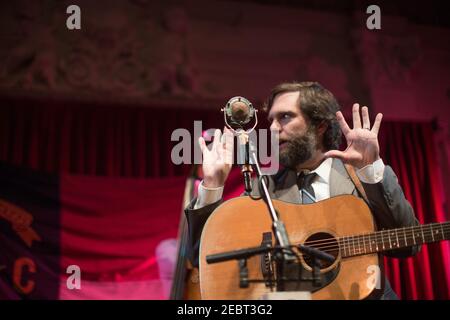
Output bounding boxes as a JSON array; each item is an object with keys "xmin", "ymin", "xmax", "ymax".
[
  {"xmin": 301, "ymin": 233, "xmax": 450, "ymax": 255},
  {"xmin": 300, "ymin": 223, "xmax": 450, "ymax": 246},
  {"xmin": 305, "ymin": 226, "xmax": 450, "ymax": 251},
  {"xmin": 304, "ymin": 231, "xmax": 450, "ymax": 252},
  {"xmin": 259, "ymin": 226, "xmax": 450, "ymax": 259},
  {"xmin": 231, "ymin": 225, "xmax": 450, "ymax": 259},
  {"xmin": 304, "ymin": 231, "xmax": 445, "ymax": 249},
  {"xmin": 298, "ymin": 225, "xmax": 450, "ymax": 254}
]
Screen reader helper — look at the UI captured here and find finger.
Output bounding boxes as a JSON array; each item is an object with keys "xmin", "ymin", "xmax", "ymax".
[
  {"xmin": 371, "ymin": 113, "xmax": 383, "ymax": 135},
  {"xmin": 223, "ymin": 126, "xmax": 228, "ymax": 135},
  {"xmin": 223, "ymin": 135, "xmax": 234, "ymax": 165},
  {"xmin": 212, "ymin": 129, "xmax": 221, "ymax": 149},
  {"xmin": 222, "ymin": 126, "xmax": 233, "ymax": 144},
  {"xmin": 352, "ymin": 103, "xmax": 362, "ymax": 129},
  {"xmin": 361, "ymin": 106, "xmax": 370, "ymax": 129},
  {"xmin": 222, "ymin": 128, "xmax": 234, "ymax": 146},
  {"xmin": 336, "ymin": 111, "xmax": 351, "ymax": 137},
  {"xmin": 324, "ymin": 150, "xmax": 348, "ymax": 161},
  {"xmin": 198, "ymin": 137, "xmax": 206, "ymax": 153}
]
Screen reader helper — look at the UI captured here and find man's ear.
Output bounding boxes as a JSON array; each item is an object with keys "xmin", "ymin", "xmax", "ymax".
[
  {"xmin": 316, "ymin": 121, "xmax": 328, "ymax": 137},
  {"xmin": 316, "ymin": 122, "xmax": 328, "ymax": 151}
]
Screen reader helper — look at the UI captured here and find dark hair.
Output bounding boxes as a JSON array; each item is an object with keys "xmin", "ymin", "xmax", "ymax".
[{"xmin": 264, "ymin": 81, "xmax": 342, "ymax": 151}]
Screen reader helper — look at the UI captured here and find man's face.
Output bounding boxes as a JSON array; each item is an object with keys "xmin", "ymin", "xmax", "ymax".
[{"xmin": 267, "ymin": 91, "xmax": 318, "ymax": 169}]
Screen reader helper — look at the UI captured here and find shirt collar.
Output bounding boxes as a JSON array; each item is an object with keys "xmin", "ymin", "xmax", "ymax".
[{"xmin": 298, "ymin": 157, "xmax": 332, "ymax": 184}]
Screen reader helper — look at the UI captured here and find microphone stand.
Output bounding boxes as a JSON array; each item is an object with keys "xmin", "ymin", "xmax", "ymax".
[
  {"xmin": 237, "ymin": 131, "xmax": 253, "ymax": 195},
  {"xmin": 222, "ymin": 98, "xmax": 295, "ymax": 291},
  {"xmin": 238, "ymin": 136, "xmax": 336, "ymax": 291},
  {"xmin": 248, "ymin": 144, "xmax": 296, "ymax": 292}
]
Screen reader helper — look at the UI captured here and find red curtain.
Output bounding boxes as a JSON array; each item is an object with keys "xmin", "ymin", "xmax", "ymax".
[
  {"xmin": 378, "ymin": 122, "xmax": 450, "ymax": 299},
  {"xmin": 0, "ymin": 96, "xmax": 448, "ymax": 299},
  {"xmin": 0, "ymin": 96, "xmax": 225, "ymax": 177},
  {"xmin": 0, "ymin": 162, "xmax": 186, "ymax": 299}
]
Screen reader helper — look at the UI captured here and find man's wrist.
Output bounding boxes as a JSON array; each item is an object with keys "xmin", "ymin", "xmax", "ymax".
[
  {"xmin": 194, "ymin": 180, "xmax": 224, "ymax": 209},
  {"xmin": 203, "ymin": 177, "xmax": 224, "ymax": 189},
  {"xmin": 356, "ymin": 158, "xmax": 385, "ymax": 184},
  {"xmin": 357, "ymin": 155, "xmax": 380, "ymax": 170}
]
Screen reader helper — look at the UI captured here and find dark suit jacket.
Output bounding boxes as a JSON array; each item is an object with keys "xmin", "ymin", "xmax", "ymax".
[{"xmin": 184, "ymin": 158, "xmax": 420, "ymax": 299}]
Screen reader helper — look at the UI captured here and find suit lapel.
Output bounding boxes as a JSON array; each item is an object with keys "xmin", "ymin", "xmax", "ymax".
[
  {"xmin": 273, "ymin": 169, "xmax": 301, "ymax": 203},
  {"xmin": 329, "ymin": 158, "xmax": 356, "ymax": 197},
  {"xmin": 271, "ymin": 158, "xmax": 356, "ymax": 202}
]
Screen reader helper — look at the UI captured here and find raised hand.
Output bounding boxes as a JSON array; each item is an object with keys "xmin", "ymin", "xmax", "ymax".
[
  {"xmin": 198, "ymin": 127, "xmax": 234, "ymax": 188},
  {"xmin": 324, "ymin": 103, "xmax": 383, "ymax": 169}
]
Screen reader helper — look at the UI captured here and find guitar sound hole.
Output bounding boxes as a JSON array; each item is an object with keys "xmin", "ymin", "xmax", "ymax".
[{"xmin": 302, "ymin": 232, "xmax": 339, "ymax": 270}]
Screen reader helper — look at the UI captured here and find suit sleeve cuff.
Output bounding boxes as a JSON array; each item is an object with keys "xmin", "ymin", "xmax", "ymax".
[
  {"xmin": 194, "ymin": 180, "xmax": 224, "ymax": 209},
  {"xmin": 356, "ymin": 158, "xmax": 385, "ymax": 184}
]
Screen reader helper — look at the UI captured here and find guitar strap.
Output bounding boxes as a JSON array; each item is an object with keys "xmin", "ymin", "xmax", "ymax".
[
  {"xmin": 343, "ymin": 164, "xmax": 387, "ymax": 298},
  {"xmin": 344, "ymin": 164, "xmax": 369, "ymax": 203}
]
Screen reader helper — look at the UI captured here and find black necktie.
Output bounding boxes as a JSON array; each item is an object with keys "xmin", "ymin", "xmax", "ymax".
[{"xmin": 297, "ymin": 172, "xmax": 317, "ymax": 204}]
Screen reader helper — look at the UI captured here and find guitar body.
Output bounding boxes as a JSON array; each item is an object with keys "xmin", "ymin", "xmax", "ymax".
[{"xmin": 200, "ymin": 195, "xmax": 380, "ymax": 300}]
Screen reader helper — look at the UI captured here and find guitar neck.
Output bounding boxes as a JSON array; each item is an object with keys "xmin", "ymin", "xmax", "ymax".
[{"xmin": 339, "ymin": 222, "xmax": 450, "ymax": 258}]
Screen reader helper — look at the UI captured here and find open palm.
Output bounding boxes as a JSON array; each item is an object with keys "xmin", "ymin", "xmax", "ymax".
[
  {"xmin": 325, "ymin": 103, "xmax": 383, "ymax": 169},
  {"xmin": 199, "ymin": 127, "xmax": 234, "ymax": 188}
]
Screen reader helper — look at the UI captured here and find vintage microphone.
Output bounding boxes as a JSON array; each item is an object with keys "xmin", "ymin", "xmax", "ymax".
[{"xmin": 221, "ymin": 96, "xmax": 258, "ymax": 194}]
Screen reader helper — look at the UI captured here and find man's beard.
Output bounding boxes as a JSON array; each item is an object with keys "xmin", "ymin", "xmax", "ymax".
[{"xmin": 279, "ymin": 127, "xmax": 317, "ymax": 169}]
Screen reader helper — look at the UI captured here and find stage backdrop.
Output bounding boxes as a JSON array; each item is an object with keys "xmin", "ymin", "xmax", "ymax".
[
  {"xmin": 0, "ymin": 98, "xmax": 448, "ymax": 299},
  {"xmin": 0, "ymin": 161, "xmax": 184, "ymax": 299}
]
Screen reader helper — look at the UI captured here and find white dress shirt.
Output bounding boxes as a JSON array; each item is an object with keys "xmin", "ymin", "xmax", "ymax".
[{"xmin": 194, "ymin": 158, "xmax": 385, "ymax": 209}]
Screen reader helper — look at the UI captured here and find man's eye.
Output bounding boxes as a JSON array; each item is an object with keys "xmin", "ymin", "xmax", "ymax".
[{"xmin": 281, "ymin": 114, "xmax": 291, "ymax": 119}]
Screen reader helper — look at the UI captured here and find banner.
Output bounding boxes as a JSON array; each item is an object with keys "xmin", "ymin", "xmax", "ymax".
[{"xmin": 0, "ymin": 162, "xmax": 184, "ymax": 299}]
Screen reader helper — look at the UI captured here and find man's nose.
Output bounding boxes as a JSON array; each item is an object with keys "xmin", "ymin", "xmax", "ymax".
[{"xmin": 270, "ymin": 120, "xmax": 281, "ymax": 132}]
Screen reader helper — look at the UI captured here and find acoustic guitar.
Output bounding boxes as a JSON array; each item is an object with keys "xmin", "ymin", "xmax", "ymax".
[{"xmin": 199, "ymin": 195, "xmax": 449, "ymax": 299}]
